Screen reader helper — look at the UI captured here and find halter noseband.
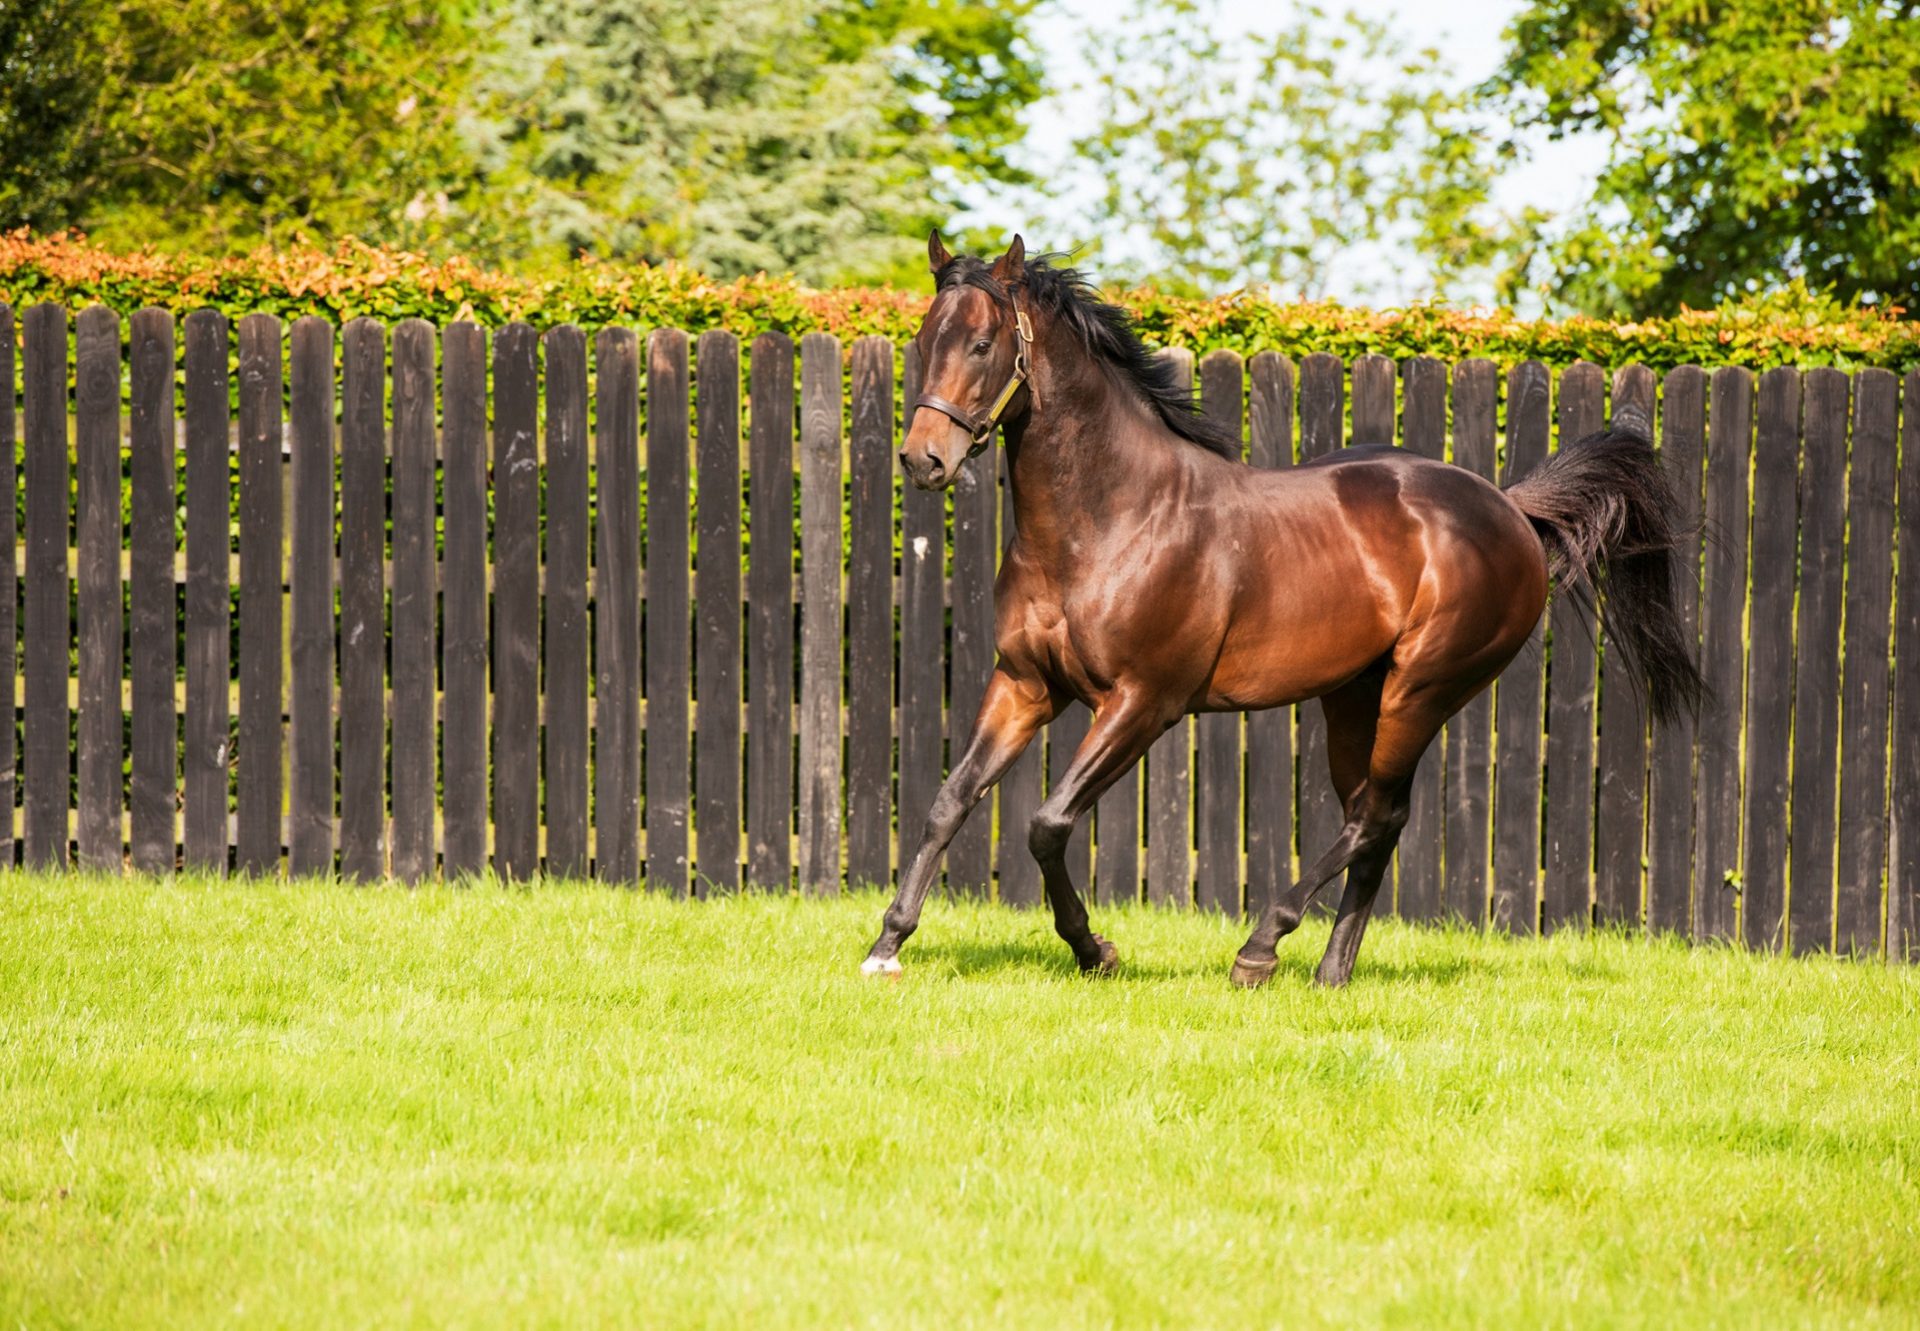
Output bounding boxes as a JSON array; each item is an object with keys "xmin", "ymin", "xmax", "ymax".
[{"xmin": 912, "ymin": 303, "xmax": 1034, "ymax": 459}]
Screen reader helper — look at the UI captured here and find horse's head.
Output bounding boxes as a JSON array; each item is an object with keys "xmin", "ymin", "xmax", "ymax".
[{"xmin": 902, "ymin": 230, "xmax": 1033, "ymax": 491}]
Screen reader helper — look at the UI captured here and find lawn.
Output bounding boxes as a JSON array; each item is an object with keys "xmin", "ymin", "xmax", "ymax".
[{"xmin": 2, "ymin": 872, "xmax": 1916, "ymax": 1329}]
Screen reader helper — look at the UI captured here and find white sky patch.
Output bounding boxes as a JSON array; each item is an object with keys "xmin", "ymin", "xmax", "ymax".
[{"xmin": 951, "ymin": 0, "xmax": 1612, "ymax": 309}]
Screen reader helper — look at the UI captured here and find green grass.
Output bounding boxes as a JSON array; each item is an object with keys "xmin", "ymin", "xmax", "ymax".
[{"xmin": 3, "ymin": 872, "xmax": 1917, "ymax": 1329}]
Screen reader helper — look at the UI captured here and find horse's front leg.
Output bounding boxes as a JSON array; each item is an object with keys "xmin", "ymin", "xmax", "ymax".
[
  {"xmin": 862, "ymin": 668, "xmax": 1052, "ymax": 975},
  {"xmin": 1029, "ymin": 688, "xmax": 1175, "ymax": 974}
]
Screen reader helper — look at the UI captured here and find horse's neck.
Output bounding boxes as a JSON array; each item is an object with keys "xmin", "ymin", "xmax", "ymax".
[{"xmin": 1001, "ymin": 359, "xmax": 1177, "ymax": 567}]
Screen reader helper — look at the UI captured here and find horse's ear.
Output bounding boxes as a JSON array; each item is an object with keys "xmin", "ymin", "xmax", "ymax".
[
  {"xmin": 990, "ymin": 233, "xmax": 1026, "ymax": 284},
  {"xmin": 927, "ymin": 229, "xmax": 952, "ymax": 277}
]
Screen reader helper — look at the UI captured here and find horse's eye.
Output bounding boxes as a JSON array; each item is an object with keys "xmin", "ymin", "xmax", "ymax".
[{"xmin": 972, "ymin": 339, "xmax": 992, "ymax": 355}]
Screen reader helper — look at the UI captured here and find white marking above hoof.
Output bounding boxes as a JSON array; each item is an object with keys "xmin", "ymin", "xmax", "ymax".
[{"xmin": 860, "ymin": 956, "xmax": 903, "ymax": 978}]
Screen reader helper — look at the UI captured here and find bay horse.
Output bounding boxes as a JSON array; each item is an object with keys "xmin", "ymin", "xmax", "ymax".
[{"xmin": 863, "ymin": 233, "xmax": 1701, "ymax": 987}]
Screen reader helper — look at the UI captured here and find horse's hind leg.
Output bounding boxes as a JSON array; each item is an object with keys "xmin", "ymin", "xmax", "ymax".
[
  {"xmin": 1028, "ymin": 688, "xmax": 1174, "ymax": 973},
  {"xmin": 1296, "ymin": 673, "xmax": 1467, "ymax": 987},
  {"xmin": 1313, "ymin": 683, "xmax": 1404, "ymax": 986},
  {"xmin": 1231, "ymin": 672, "xmax": 1392, "ymax": 986},
  {"xmin": 1315, "ymin": 838, "xmax": 1399, "ymax": 988}
]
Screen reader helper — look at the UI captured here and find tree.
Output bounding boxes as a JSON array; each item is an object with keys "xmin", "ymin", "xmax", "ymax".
[
  {"xmin": 814, "ymin": 0, "xmax": 1048, "ymax": 190},
  {"xmin": 1486, "ymin": 0, "xmax": 1920, "ymax": 316},
  {"xmin": 0, "ymin": 0, "xmax": 110, "ymax": 232},
  {"xmin": 1066, "ymin": 0, "xmax": 1516, "ymax": 301},
  {"xmin": 2, "ymin": 0, "xmax": 476, "ymax": 254},
  {"xmin": 460, "ymin": 0, "xmax": 1046, "ymax": 284},
  {"xmin": 5, "ymin": 0, "xmax": 1047, "ymax": 280}
]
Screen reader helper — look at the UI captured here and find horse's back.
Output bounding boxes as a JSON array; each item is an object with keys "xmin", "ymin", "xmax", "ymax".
[
  {"xmin": 1202, "ymin": 444, "xmax": 1547, "ymax": 709},
  {"xmin": 1304, "ymin": 443, "xmax": 1549, "ymax": 677},
  {"xmin": 1290, "ymin": 444, "xmax": 1539, "ymax": 561}
]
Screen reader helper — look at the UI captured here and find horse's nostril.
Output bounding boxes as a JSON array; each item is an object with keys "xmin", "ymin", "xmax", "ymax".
[{"xmin": 899, "ymin": 451, "xmax": 912, "ymax": 472}]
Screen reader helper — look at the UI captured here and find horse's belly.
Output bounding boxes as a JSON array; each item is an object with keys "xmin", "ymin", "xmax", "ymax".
[
  {"xmin": 1200, "ymin": 557, "xmax": 1402, "ymax": 709},
  {"xmin": 1202, "ymin": 619, "xmax": 1395, "ymax": 710}
]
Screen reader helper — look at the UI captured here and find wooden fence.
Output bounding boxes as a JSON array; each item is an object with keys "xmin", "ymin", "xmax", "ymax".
[{"xmin": 6, "ymin": 303, "xmax": 1917, "ymax": 958}]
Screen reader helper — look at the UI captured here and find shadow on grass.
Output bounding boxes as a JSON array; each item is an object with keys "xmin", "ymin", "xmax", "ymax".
[
  {"xmin": 1341, "ymin": 953, "xmax": 1482, "ymax": 987},
  {"xmin": 915, "ymin": 936, "xmax": 1223, "ymax": 983},
  {"xmin": 913, "ymin": 934, "xmax": 1489, "ymax": 988}
]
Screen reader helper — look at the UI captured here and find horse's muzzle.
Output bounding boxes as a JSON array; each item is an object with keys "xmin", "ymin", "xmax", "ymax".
[
  {"xmin": 900, "ymin": 406, "xmax": 971, "ymax": 490},
  {"xmin": 900, "ymin": 451, "xmax": 956, "ymax": 490}
]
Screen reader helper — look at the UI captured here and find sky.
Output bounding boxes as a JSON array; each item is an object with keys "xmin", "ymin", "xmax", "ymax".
[{"xmin": 953, "ymin": 0, "xmax": 1612, "ymax": 307}]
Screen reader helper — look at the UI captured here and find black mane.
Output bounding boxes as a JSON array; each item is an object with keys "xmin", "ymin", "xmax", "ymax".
[{"xmin": 935, "ymin": 254, "xmax": 1242, "ymax": 460}]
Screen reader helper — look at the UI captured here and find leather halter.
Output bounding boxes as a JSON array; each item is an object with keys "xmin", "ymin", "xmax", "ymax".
[{"xmin": 912, "ymin": 303, "xmax": 1034, "ymax": 459}]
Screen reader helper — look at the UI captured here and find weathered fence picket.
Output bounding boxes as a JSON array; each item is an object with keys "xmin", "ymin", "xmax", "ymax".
[
  {"xmin": 492, "ymin": 324, "xmax": 540, "ymax": 881},
  {"xmin": 1491, "ymin": 360, "xmax": 1549, "ymax": 934},
  {"xmin": 289, "ymin": 317, "xmax": 336, "ymax": 877},
  {"xmin": 389, "ymin": 320, "xmax": 436, "ymax": 882},
  {"xmin": 697, "ymin": 330, "xmax": 745, "ymax": 896},
  {"xmin": 745, "ymin": 332, "xmax": 795, "ymax": 893},
  {"xmin": 442, "ymin": 323, "xmax": 489, "ymax": 879},
  {"xmin": 1744, "ymin": 367, "xmax": 1799, "ymax": 949},
  {"xmin": 847, "ymin": 336, "xmax": 894, "ymax": 892},
  {"xmin": 595, "ymin": 327, "xmax": 641, "ymax": 885},
  {"xmin": 543, "ymin": 326, "xmax": 591, "ymax": 878},
  {"xmin": 235, "ymin": 314, "xmax": 283, "ymax": 876},
  {"xmin": 1595, "ymin": 364, "xmax": 1655, "ymax": 927},
  {"xmin": 1695, "ymin": 368, "xmax": 1753, "ymax": 942},
  {"xmin": 1839, "ymin": 370, "xmax": 1897, "ymax": 954},
  {"xmin": 797, "ymin": 333, "xmax": 842, "ymax": 895},
  {"xmin": 24, "ymin": 305, "xmax": 68, "ymax": 868},
  {"xmin": 1543, "ymin": 363, "xmax": 1603, "ymax": 931},
  {"xmin": 645, "ymin": 329, "xmax": 690, "ymax": 894},
  {"xmin": 75, "ymin": 306, "xmax": 119, "ymax": 871},
  {"xmin": 1646, "ymin": 366, "xmax": 1704, "ymax": 935},
  {"xmin": 6, "ymin": 300, "xmax": 1913, "ymax": 961},
  {"xmin": 1894, "ymin": 369, "xmax": 1920, "ymax": 961},
  {"xmin": 1789, "ymin": 370, "xmax": 1851, "ymax": 953},
  {"xmin": 338, "ymin": 319, "xmax": 386, "ymax": 880}
]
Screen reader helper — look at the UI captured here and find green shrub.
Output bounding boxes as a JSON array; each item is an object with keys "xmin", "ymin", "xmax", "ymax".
[{"xmin": 5, "ymin": 232, "xmax": 1917, "ymax": 372}]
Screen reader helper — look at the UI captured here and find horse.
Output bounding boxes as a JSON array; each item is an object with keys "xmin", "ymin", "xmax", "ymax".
[{"xmin": 862, "ymin": 232, "xmax": 1702, "ymax": 987}]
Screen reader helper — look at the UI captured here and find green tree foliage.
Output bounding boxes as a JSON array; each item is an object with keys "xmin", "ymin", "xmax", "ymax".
[
  {"xmin": 460, "ymin": 0, "xmax": 1043, "ymax": 284},
  {"xmin": 0, "ymin": 0, "xmax": 475, "ymax": 254},
  {"xmin": 1069, "ymin": 0, "xmax": 1515, "ymax": 300},
  {"xmin": 2, "ymin": 0, "xmax": 1045, "ymax": 284},
  {"xmin": 1487, "ymin": 0, "xmax": 1920, "ymax": 316},
  {"xmin": 0, "ymin": 0, "xmax": 108, "ymax": 231},
  {"xmin": 814, "ymin": 0, "xmax": 1047, "ymax": 190}
]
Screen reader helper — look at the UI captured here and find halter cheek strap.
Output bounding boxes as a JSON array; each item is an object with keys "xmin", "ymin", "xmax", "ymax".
[{"xmin": 912, "ymin": 306, "xmax": 1034, "ymax": 459}]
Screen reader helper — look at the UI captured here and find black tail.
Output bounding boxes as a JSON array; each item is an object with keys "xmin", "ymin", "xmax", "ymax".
[{"xmin": 1504, "ymin": 406, "xmax": 1704, "ymax": 724}]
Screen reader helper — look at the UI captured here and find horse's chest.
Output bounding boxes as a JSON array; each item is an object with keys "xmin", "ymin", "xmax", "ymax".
[
  {"xmin": 1000, "ymin": 535, "xmax": 1230, "ymax": 705},
  {"xmin": 994, "ymin": 584, "xmax": 1092, "ymax": 696}
]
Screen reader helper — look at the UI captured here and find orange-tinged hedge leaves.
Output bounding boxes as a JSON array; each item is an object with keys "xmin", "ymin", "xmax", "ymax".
[{"xmin": 3, "ymin": 231, "xmax": 1915, "ymax": 371}]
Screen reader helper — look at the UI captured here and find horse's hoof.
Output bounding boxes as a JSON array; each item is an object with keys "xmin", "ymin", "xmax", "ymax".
[
  {"xmin": 1230, "ymin": 955, "xmax": 1279, "ymax": 989},
  {"xmin": 1313, "ymin": 961, "xmax": 1352, "ymax": 989},
  {"xmin": 860, "ymin": 955, "xmax": 902, "ymax": 979},
  {"xmin": 1078, "ymin": 937, "xmax": 1120, "ymax": 976}
]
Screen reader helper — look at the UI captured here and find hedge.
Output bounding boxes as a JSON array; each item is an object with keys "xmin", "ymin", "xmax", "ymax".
[{"xmin": 3, "ymin": 230, "xmax": 1917, "ymax": 373}]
